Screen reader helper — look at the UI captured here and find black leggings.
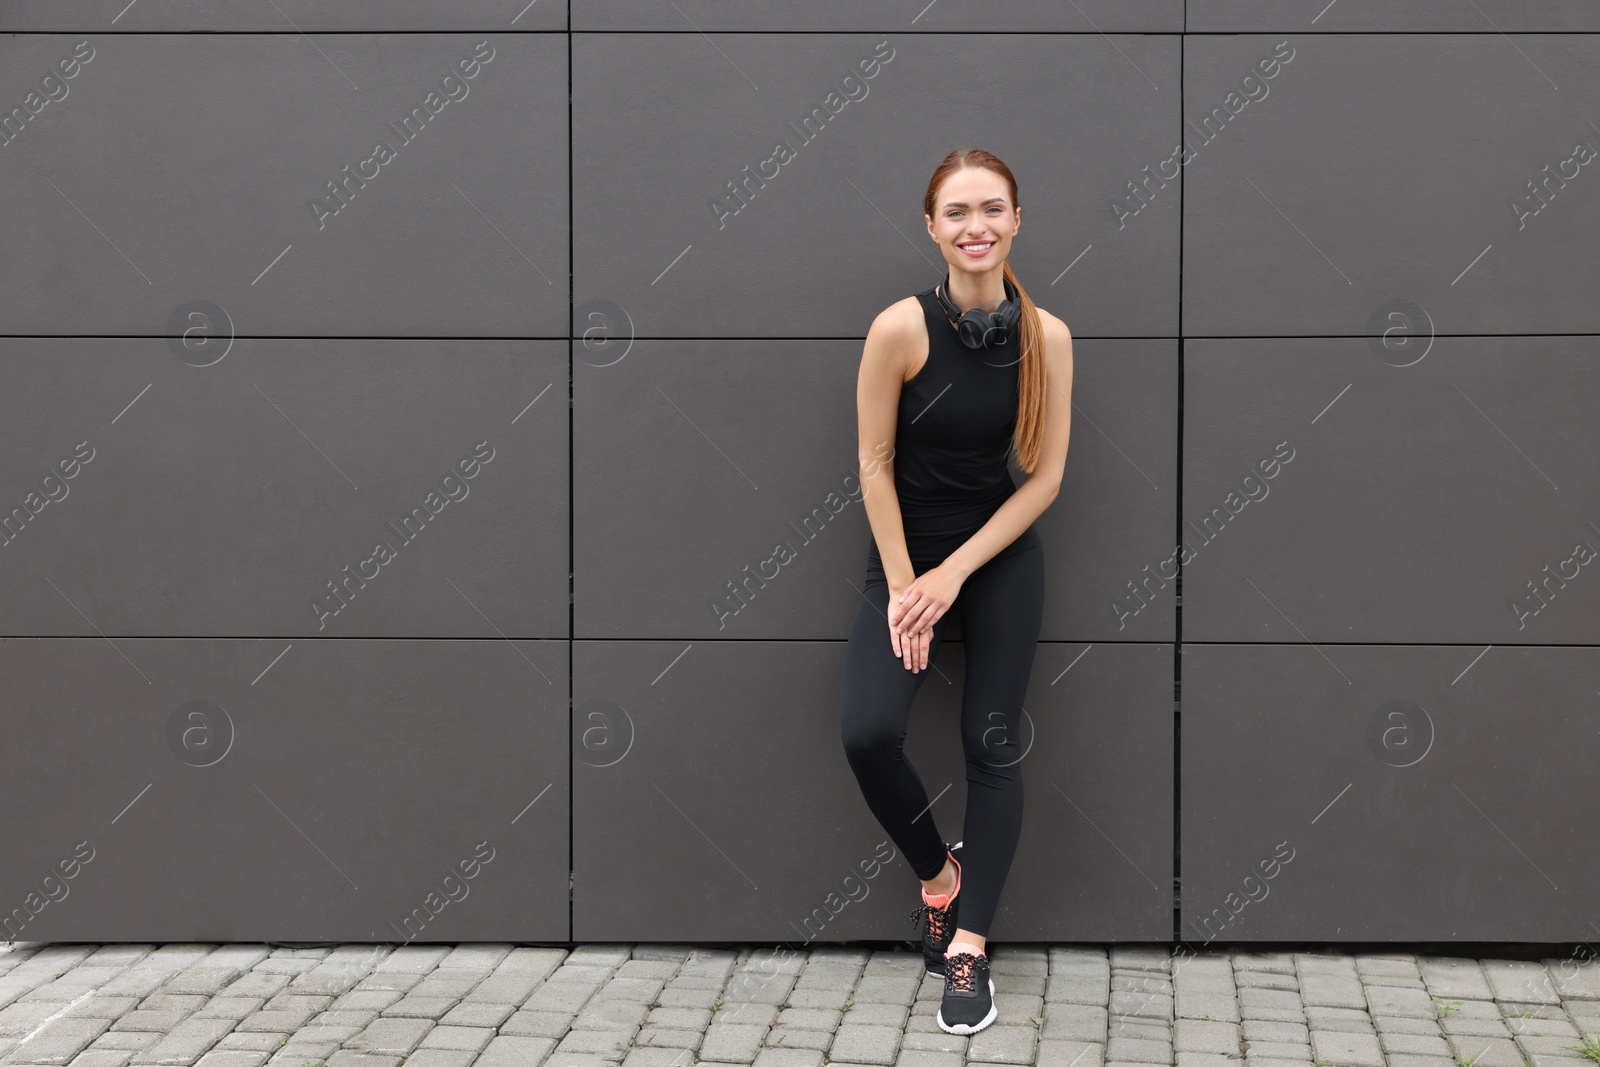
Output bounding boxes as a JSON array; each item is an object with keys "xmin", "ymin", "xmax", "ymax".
[{"xmin": 839, "ymin": 525, "xmax": 1044, "ymax": 939}]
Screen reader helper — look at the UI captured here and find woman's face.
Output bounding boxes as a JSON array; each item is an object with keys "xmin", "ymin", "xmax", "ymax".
[{"xmin": 926, "ymin": 167, "xmax": 1019, "ymax": 275}]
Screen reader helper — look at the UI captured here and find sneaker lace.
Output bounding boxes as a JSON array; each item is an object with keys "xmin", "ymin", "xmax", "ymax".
[
  {"xmin": 945, "ymin": 951, "xmax": 977, "ymax": 992},
  {"xmin": 908, "ymin": 901, "xmax": 950, "ymax": 942}
]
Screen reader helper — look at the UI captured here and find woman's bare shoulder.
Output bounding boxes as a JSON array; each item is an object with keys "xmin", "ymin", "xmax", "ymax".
[{"xmin": 868, "ymin": 294, "xmax": 925, "ymax": 340}]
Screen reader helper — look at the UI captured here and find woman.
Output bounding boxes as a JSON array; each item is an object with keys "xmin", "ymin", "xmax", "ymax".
[{"xmin": 839, "ymin": 148, "xmax": 1073, "ymax": 1036}]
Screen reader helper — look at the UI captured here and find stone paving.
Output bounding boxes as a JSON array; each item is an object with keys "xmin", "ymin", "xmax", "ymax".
[{"xmin": 2, "ymin": 941, "xmax": 1599, "ymax": 1067}]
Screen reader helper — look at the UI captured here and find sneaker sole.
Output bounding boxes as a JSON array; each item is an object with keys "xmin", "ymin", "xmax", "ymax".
[{"xmin": 936, "ymin": 978, "xmax": 997, "ymax": 1035}]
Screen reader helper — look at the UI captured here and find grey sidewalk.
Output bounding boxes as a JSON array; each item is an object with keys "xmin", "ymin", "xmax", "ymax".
[{"xmin": 2, "ymin": 941, "xmax": 1598, "ymax": 1067}]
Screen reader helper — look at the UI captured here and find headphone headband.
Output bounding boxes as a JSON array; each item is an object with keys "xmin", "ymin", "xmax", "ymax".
[{"xmin": 934, "ymin": 273, "xmax": 1022, "ymax": 351}]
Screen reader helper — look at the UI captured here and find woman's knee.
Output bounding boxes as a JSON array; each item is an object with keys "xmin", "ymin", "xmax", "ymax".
[{"xmin": 840, "ymin": 716, "xmax": 903, "ymax": 766}]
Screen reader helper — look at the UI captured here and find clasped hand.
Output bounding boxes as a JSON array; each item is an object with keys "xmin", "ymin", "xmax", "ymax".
[{"xmin": 885, "ymin": 563, "xmax": 964, "ymax": 673}]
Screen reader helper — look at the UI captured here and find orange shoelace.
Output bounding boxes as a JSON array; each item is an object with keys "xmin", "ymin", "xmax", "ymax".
[{"xmin": 945, "ymin": 951, "xmax": 978, "ymax": 992}]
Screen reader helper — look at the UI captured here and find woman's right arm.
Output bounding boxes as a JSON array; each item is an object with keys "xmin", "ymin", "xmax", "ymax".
[{"xmin": 856, "ymin": 300, "xmax": 928, "ymax": 668}]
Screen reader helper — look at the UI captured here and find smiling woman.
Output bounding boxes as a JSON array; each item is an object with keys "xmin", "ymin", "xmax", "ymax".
[{"xmin": 839, "ymin": 148, "xmax": 1074, "ymax": 1037}]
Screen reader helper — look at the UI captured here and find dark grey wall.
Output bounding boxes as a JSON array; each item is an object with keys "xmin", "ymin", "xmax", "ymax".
[{"xmin": 0, "ymin": 2, "xmax": 1593, "ymax": 944}]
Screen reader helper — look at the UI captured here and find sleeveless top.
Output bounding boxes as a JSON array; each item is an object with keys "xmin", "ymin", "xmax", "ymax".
[{"xmin": 866, "ymin": 283, "xmax": 1023, "ymax": 570}]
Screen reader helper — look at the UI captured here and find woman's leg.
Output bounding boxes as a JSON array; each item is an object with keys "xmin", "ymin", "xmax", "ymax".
[
  {"xmin": 839, "ymin": 574, "xmax": 957, "ymax": 883},
  {"xmin": 946, "ymin": 529, "xmax": 1046, "ymax": 946}
]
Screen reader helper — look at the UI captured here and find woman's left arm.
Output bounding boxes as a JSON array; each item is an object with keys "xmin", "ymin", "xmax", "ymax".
[{"xmin": 893, "ymin": 314, "xmax": 1074, "ymax": 633}]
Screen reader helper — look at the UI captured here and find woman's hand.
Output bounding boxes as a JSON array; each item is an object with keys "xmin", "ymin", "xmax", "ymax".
[{"xmin": 886, "ymin": 564, "xmax": 964, "ymax": 672}]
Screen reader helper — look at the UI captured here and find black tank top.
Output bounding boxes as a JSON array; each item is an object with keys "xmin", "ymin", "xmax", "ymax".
[{"xmin": 867, "ymin": 283, "xmax": 1021, "ymax": 569}]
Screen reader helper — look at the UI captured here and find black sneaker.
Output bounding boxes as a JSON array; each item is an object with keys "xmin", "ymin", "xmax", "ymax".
[
  {"xmin": 936, "ymin": 949, "xmax": 997, "ymax": 1035},
  {"xmin": 907, "ymin": 843, "xmax": 962, "ymax": 977}
]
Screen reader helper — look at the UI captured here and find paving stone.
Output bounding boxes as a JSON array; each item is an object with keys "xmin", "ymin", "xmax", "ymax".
[
  {"xmin": 1506, "ymin": 1017, "xmax": 1580, "ymax": 1038},
  {"xmin": 416, "ymin": 1025, "xmax": 494, "ymax": 1052},
  {"xmin": 1500, "ymin": 1002, "xmax": 1569, "ymax": 1023},
  {"xmin": 554, "ymin": 1027, "xmax": 634, "ymax": 1058},
  {"xmin": 1380, "ymin": 1032, "xmax": 1453, "ymax": 1056},
  {"xmin": 345, "ymin": 1017, "xmax": 434, "ymax": 1054},
  {"xmin": 749, "ymin": 1049, "xmax": 824, "ymax": 1066},
  {"xmin": 324, "ymin": 1052, "xmax": 403, "ymax": 1067},
  {"xmin": 1239, "ymin": 988, "xmax": 1303, "ymax": 1019},
  {"xmin": 93, "ymin": 1032, "xmax": 163, "ymax": 1051},
  {"xmin": 1171, "ymin": 990, "xmax": 1234, "ymax": 1023},
  {"xmin": 963, "ymin": 1023, "xmax": 1037, "ymax": 1064},
  {"xmin": 765, "ymin": 1025, "xmax": 832, "ymax": 1050},
  {"xmin": 1544, "ymin": 958, "xmax": 1600, "ymax": 1001},
  {"xmin": 110, "ymin": 1012, "xmax": 193, "ymax": 1035},
  {"xmin": 209, "ymin": 1033, "xmax": 281, "ymax": 1052},
  {"xmin": 190, "ymin": 1053, "xmax": 267, "ymax": 1067},
  {"xmin": 634, "ymin": 1026, "xmax": 703, "ymax": 1050},
  {"xmin": 162, "ymin": 973, "xmax": 242, "ymax": 998},
  {"xmin": 1233, "ymin": 954, "xmax": 1297, "ymax": 975},
  {"xmin": 498, "ymin": 1009, "xmax": 573, "ymax": 1039},
  {"xmin": 900, "ymin": 1029, "xmax": 968, "ymax": 1052},
  {"xmin": 404, "ymin": 979, "xmax": 478, "ymax": 1002},
  {"xmin": 852, "ymin": 977, "xmax": 921, "ymax": 1006},
  {"xmin": 141, "ymin": 998, "xmax": 209, "ymax": 1015},
  {"xmin": 1047, "ymin": 978, "xmax": 1112, "ymax": 1007},
  {"xmin": 394, "ymin": 1052, "xmax": 477, "ymax": 1067},
  {"xmin": 573, "ymin": 999, "xmax": 650, "ymax": 1031},
  {"xmin": 351, "ymin": 974, "xmax": 421, "ymax": 995},
  {"xmin": 1373, "ymin": 1015, "xmax": 1443, "ymax": 1036},
  {"xmin": 892, "ymin": 1049, "xmax": 964, "ymax": 1067},
  {"xmin": 830, "ymin": 1023, "xmax": 900, "ymax": 1064},
  {"xmin": 1446, "ymin": 1034, "xmax": 1528, "ymax": 1067},
  {"xmin": 1234, "ymin": 972, "xmax": 1299, "ymax": 993},
  {"xmin": 715, "ymin": 1002, "xmax": 779, "ymax": 1029},
  {"xmin": 190, "ymin": 1000, "xmax": 262, "ymax": 1023},
  {"xmin": 1362, "ymin": 986, "xmax": 1436, "ymax": 1019},
  {"xmin": 376, "ymin": 997, "xmax": 454, "ymax": 1020},
  {"xmin": 699, "ymin": 1021, "xmax": 767, "ymax": 1061},
  {"xmin": 1518, "ymin": 1034, "xmax": 1597, "ymax": 1058},
  {"xmin": 1, "ymin": 1000, "xmax": 73, "ymax": 1036},
  {"xmin": 1030, "ymin": 1038, "xmax": 1103, "ymax": 1067},
  {"xmin": 435, "ymin": 1002, "xmax": 512, "ymax": 1028},
  {"xmin": 1041, "ymin": 1005, "xmax": 1108, "ymax": 1043},
  {"xmin": 1440, "ymin": 1016, "xmax": 1511, "ymax": 1038},
  {"xmin": 1299, "ymin": 977, "xmax": 1366, "ymax": 1010},
  {"xmin": 126, "ymin": 1017, "xmax": 235, "ymax": 1065},
  {"xmin": 619, "ymin": 1049, "xmax": 696, "ymax": 1067},
  {"xmin": 232, "ymin": 1010, "xmax": 316, "ymax": 1034},
  {"xmin": 1242, "ymin": 1040, "xmax": 1310, "ymax": 1060},
  {"xmin": 770, "ymin": 1007, "xmax": 839, "ymax": 1032},
  {"xmin": 1308, "ymin": 1029, "xmax": 1385, "ymax": 1066},
  {"xmin": 65, "ymin": 997, "xmax": 142, "ymax": 1021},
  {"xmin": 1380, "ymin": 1057, "xmax": 1457, "ymax": 1067},
  {"xmin": 1174, "ymin": 1018, "xmax": 1241, "ymax": 1054},
  {"xmin": 1174, "ymin": 1054, "xmax": 1240, "ymax": 1067},
  {"xmin": 67, "ymin": 1051, "xmax": 135, "ymax": 1067},
  {"xmin": 1105, "ymin": 1036, "xmax": 1173, "ymax": 1063},
  {"xmin": 1417, "ymin": 959, "xmax": 1494, "ymax": 1002},
  {"xmin": 9, "ymin": 1016, "xmax": 112, "ymax": 1064},
  {"xmin": 1482, "ymin": 962, "xmax": 1561, "ymax": 1005},
  {"xmin": 1242, "ymin": 1019, "xmax": 1308, "ymax": 1043},
  {"xmin": 461, "ymin": 974, "xmax": 542, "ymax": 1006},
  {"xmin": 1303, "ymin": 1007, "xmax": 1373, "ymax": 1034},
  {"xmin": 525, "ymin": 984, "xmax": 598, "ymax": 1015},
  {"xmin": 217, "ymin": 976, "xmax": 290, "ymax": 1002},
  {"xmin": 372, "ymin": 953, "xmax": 451, "ymax": 979}
]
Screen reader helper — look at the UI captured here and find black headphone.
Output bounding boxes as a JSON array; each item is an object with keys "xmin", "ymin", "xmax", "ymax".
[{"xmin": 934, "ymin": 273, "xmax": 1022, "ymax": 350}]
